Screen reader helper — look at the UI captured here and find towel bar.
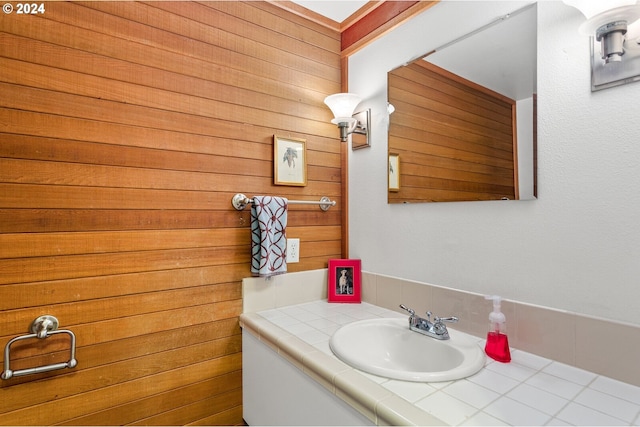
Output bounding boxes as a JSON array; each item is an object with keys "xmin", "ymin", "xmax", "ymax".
[
  {"xmin": 1, "ymin": 315, "xmax": 77, "ymax": 380},
  {"xmin": 232, "ymin": 193, "xmax": 336, "ymax": 212}
]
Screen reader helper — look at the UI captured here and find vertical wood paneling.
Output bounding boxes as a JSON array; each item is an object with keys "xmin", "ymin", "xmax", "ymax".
[{"xmin": 0, "ymin": 2, "xmax": 342, "ymax": 425}]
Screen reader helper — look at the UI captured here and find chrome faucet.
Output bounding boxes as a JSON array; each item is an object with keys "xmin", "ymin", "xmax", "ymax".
[{"xmin": 399, "ymin": 304, "xmax": 458, "ymax": 340}]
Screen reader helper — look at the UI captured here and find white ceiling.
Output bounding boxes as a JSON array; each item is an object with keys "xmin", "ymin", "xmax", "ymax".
[{"xmin": 290, "ymin": 0, "xmax": 368, "ymax": 23}]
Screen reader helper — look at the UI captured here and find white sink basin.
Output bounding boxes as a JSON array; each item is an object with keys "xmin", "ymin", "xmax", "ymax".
[{"xmin": 329, "ymin": 318, "xmax": 485, "ymax": 382}]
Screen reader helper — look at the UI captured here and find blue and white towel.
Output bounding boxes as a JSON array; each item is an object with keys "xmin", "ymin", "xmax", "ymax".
[{"xmin": 251, "ymin": 196, "xmax": 288, "ymax": 277}]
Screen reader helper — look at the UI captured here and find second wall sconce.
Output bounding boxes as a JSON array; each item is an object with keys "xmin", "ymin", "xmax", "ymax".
[{"xmin": 564, "ymin": 0, "xmax": 640, "ymax": 90}]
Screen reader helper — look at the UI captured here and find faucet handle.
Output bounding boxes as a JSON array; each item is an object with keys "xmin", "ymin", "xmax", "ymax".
[
  {"xmin": 399, "ymin": 304, "xmax": 415, "ymax": 316},
  {"xmin": 434, "ymin": 316, "xmax": 458, "ymax": 324}
]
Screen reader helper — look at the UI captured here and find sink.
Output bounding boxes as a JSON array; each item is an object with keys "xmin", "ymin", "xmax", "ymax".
[{"xmin": 329, "ymin": 318, "xmax": 485, "ymax": 382}]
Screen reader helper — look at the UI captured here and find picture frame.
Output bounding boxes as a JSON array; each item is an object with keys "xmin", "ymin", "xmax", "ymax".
[
  {"xmin": 274, "ymin": 135, "xmax": 307, "ymax": 186},
  {"xmin": 388, "ymin": 153, "xmax": 400, "ymax": 192},
  {"xmin": 327, "ymin": 259, "xmax": 361, "ymax": 303}
]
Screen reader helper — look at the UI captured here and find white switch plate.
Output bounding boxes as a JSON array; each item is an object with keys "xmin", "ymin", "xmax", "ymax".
[{"xmin": 286, "ymin": 238, "xmax": 300, "ymax": 263}]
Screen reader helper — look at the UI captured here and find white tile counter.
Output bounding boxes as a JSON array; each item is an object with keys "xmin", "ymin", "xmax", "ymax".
[{"xmin": 242, "ymin": 300, "xmax": 640, "ymax": 426}]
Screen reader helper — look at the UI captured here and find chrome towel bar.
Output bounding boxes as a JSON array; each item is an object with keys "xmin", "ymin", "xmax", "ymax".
[
  {"xmin": 1, "ymin": 315, "xmax": 77, "ymax": 380},
  {"xmin": 232, "ymin": 193, "xmax": 336, "ymax": 212}
]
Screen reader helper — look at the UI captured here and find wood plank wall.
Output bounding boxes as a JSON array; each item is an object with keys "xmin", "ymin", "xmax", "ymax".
[
  {"xmin": 388, "ymin": 60, "xmax": 516, "ymax": 203},
  {"xmin": 0, "ymin": 2, "xmax": 342, "ymax": 425}
]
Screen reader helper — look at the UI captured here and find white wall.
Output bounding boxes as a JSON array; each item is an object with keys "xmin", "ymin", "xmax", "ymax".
[{"xmin": 348, "ymin": 1, "xmax": 640, "ymax": 325}]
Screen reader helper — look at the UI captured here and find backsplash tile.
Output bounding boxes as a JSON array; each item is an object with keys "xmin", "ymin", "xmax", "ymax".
[
  {"xmin": 243, "ymin": 269, "xmax": 328, "ymax": 312},
  {"xmin": 575, "ymin": 315, "xmax": 640, "ymax": 386},
  {"xmin": 399, "ymin": 278, "xmax": 433, "ymax": 312},
  {"xmin": 374, "ymin": 274, "xmax": 407, "ymax": 311},
  {"xmin": 432, "ymin": 287, "xmax": 489, "ymax": 338},
  {"xmin": 513, "ymin": 304, "xmax": 576, "ymax": 365}
]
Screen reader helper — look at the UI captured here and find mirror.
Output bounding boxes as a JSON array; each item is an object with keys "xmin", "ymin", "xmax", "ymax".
[{"xmin": 388, "ymin": 3, "xmax": 537, "ymax": 203}]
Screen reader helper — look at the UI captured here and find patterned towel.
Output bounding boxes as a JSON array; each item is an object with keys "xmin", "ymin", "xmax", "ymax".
[{"xmin": 251, "ymin": 196, "xmax": 288, "ymax": 277}]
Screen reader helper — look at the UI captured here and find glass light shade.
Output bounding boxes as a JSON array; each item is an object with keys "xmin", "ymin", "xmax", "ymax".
[
  {"xmin": 564, "ymin": 0, "xmax": 640, "ymax": 35},
  {"xmin": 324, "ymin": 93, "xmax": 362, "ymax": 125},
  {"xmin": 387, "ymin": 102, "xmax": 395, "ymax": 115},
  {"xmin": 563, "ymin": 0, "xmax": 637, "ymax": 19},
  {"xmin": 628, "ymin": 18, "xmax": 640, "ymax": 38}
]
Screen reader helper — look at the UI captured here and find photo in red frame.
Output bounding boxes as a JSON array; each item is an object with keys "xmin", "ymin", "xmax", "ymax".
[{"xmin": 327, "ymin": 259, "xmax": 361, "ymax": 303}]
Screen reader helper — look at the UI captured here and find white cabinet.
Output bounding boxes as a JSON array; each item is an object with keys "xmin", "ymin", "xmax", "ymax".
[{"xmin": 242, "ymin": 331, "xmax": 373, "ymax": 426}]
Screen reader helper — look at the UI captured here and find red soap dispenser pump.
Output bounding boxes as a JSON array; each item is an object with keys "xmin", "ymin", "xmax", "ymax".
[{"xmin": 484, "ymin": 295, "xmax": 511, "ymax": 363}]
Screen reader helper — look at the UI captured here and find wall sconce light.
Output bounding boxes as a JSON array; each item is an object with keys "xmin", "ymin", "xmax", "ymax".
[
  {"xmin": 564, "ymin": 0, "xmax": 640, "ymax": 63},
  {"xmin": 324, "ymin": 93, "xmax": 362, "ymax": 142},
  {"xmin": 564, "ymin": 0, "xmax": 640, "ymax": 90}
]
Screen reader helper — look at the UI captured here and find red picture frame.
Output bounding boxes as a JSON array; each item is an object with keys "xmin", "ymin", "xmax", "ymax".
[{"xmin": 327, "ymin": 259, "xmax": 361, "ymax": 303}]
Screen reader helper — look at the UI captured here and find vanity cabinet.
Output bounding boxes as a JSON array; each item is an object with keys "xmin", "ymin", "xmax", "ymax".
[{"xmin": 242, "ymin": 331, "xmax": 373, "ymax": 426}]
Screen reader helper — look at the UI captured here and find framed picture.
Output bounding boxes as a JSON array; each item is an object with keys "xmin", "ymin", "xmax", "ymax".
[
  {"xmin": 328, "ymin": 259, "xmax": 361, "ymax": 303},
  {"xmin": 388, "ymin": 153, "xmax": 400, "ymax": 192},
  {"xmin": 274, "ymin": 135, "xmax": 307, "ymax": 186}
]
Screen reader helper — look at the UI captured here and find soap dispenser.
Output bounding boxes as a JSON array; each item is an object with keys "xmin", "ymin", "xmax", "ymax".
[{"xmin": 485, "ymin": 295, "xmax": 511, "ymax": 363}]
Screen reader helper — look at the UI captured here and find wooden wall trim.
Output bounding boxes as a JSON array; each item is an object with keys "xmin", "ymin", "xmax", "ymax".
[
  {"xmin": 342, "ymin": 1, "xmax": 417, "ymax": 52},
  {"xmin": 340, "ymin": 1, "xmax": 387, "ymax": 31},
  {"xmin": 340, "ymin": 55, "xmax": 350, "ymax": 258},
  {"xmin": 341, "ymin": 1, "xmax": 439, "ymax": 57},
  {"xmin": 269, "ymin": 1, "xmax": 441, "ymax": 57}
]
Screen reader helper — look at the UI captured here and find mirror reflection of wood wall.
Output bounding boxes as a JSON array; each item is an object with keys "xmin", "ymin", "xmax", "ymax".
[{"xmin": 388, "ymin": 61, "xmax": 517, "ymax": 203}]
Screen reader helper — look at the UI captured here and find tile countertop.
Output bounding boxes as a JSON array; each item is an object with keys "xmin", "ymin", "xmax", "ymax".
[{"xmin": 240, "ymin": 300, "xmax": 640, "ymax": 426}]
